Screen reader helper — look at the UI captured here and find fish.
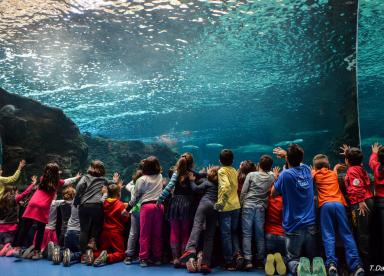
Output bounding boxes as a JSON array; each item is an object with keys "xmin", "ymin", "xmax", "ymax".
[
  {"xmin": 0, "ymin": 105, "xmax": 18, "ymax": 117},
  {"xmin": 361, "ymin": 136, "xmax": 384, "ymax": 146},
  {"xmin": 292, "ymin": 138, "xmax": 304, "ymax": 144},
  {"xmin": 234, "ymin": 143, "xmax": 273, "ymax": 153},
  {"xmin": 182, "ymin": 145, "xmax": 200, "ymax": 150},
  {"xmin": 157, "ymin": 134, "xmax": 177, "ymax": 146},
  {"xmin": 206, "ymin": 143, "xmax": 224, "ymax": 148},
  {"xmin": 293, "ymin": 130, "xmax": 329, "ymax": 136},
  {"xmin": 274, "ymin": 140, "xmax": 292, "ymax": 147}
]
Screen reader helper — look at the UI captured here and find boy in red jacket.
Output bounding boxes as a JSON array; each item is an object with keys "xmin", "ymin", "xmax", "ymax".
[
  {"xmin": 341, "ymin": 145, "xmax": 373, "ymax": 272},
  {"xmin": 92, "ymin": 184, "xmax": 129, "ymax": 266}
]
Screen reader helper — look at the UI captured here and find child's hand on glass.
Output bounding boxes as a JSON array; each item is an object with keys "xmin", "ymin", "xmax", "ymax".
[
  {"xmin": 371, "ymin": 143, "xmax": 381, "ymax": 154},
  {"xmin": 75, "ymin": 172, "xmax": 82, "ymax": 180},
  {"xmin": 273, "ymin": 167, "xmax": 280, "ymax": 180},
  {"xmin": 113, "ymin": 172, "xmax": 120, "ymax": 183},
  {"xmin": 273, "ymin": 147, "xmax": 287, "ymax": 159},
  {"xmin": 339, "ymin": 144, "xmax": 350, "ymax": 156},
  {"xmin": 18, "ymin": 160, "xmax": 26, "ymax": 170},
  {"xmin": 31, "ymin": 175, "xmax": 38, "ymax": 186}
]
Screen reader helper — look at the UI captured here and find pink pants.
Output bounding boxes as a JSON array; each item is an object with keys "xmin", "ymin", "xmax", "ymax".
[
  {"xmin": 139, "ymin": 203, "xmax": 164, "ymax": 261},
  {"xmin": 170, "ymin": 219, "xmax": 192, "ymax": 258}
]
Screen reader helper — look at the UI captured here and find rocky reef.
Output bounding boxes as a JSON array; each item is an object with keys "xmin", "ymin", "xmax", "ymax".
[{"xmin": 0, "ymin": 88, "xmax": 177, "ymax": 187}]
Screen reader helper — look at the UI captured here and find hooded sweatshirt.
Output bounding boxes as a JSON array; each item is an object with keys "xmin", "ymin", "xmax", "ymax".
[
  {"xmin": 345, "ymin": 165, "xmax": 373, "ymax": 205},
  {"xmin": 369, "ymin": 153, "xmax": 384, "ymax": 198},
  {"xmin": 103, "ymin": 198, "xmax": 128, "ymax": 233},
  {"xmin": 274, "ymin": 164, "xmax": 316, "ymax": 233}
]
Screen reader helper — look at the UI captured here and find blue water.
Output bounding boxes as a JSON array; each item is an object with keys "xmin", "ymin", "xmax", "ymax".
[
  {"xmin": 0, "ymin": 0, "xmax": 359, "ymax": 167},
  {"xmin": 358, "ymin": 0, "xmax": 384, "ymax": 156}
]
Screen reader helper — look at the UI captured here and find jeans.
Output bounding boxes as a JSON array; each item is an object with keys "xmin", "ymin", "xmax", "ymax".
[
  {"xmin": 64, "ymin": 230, "xmax": 81, "ymax": 263},
  {"xmin": 265, "ymin": 233, "xmax": 286, "ymax": 256},
  {"xmin": 79, "ymin": 203, "xmax": 103, "ymax": 253},
  {"xmin": 219, "ymin": 209, "xmax": 241, "ymax": 263},
  {"xmin": 351, "ymin": 198, "xmax": 374, "ymax": 271},
  {"xmin": 242, "ymin": 206, "xmax": 265, "ymax": 261},
  {"xmin": 320, "ymin": 202, "xmax": 361, "ymax": 272},
  {"xmin": 126, "ymin": 211, "xmax": 140, "ymax": 257},
  {"xmin": 186, "ymin": 199, "xmax": 218, "ymax": 265},
  {"xmin": 285, "ymin": 224, "xmax": 320, "ymax": 274}
]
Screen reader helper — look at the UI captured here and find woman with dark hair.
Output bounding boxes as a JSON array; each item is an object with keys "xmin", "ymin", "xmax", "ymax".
[
  {"xmin": 74, "ymin": 160, "xmax": 111, "ymax": 264},
  {"xmin": 125, "ymin": 156, "xmax": 164, "ymax": 267},
  {"xmin": 12, "ymin": 163, "xmax": 80, "ymax": 260},
  {"xmin": 369, "ymin": 143, "xmax": 384, "ymax": 263},
  {"xmin": 156, "ymin": 153, "xmax": 199, "ymax": 267}
]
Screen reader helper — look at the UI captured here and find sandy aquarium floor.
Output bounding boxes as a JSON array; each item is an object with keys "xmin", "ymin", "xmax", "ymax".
[{"xmin": 0, "ymin": 257, "xmax": 267, "ymax": 276}]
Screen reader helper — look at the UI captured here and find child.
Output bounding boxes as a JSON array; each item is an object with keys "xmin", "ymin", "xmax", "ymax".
[
  {"xmin": 0, "ymin": 160, "xmax": 25, "ymax": 201},
  {"xmin": 240, "ymin": 155, "xmax": 275, "ymax": 270},
  {"xmin": 237, "ymin": 160, "xmax": 256, "ymax": 197},
  {"xmin": 58, "ymin": 186, "xmax": 76, "ymax": 246},
  {"xmin": 125, "ymin": 156, "xmax": 164, "ymax": 267},
  {"xmin": 92, "ymin": 184, "xmax": 129, "ymax": 266},
  {"xmin": 368, "ymin": 143, "xmax": 384, "ymax": 264},
  {"xmin": 180, "ymin": 166, "xmax": 220, "ymax": 273},
  {"xmin": 124, "ymin": 168, "xmax": 143, "ymax": 265},
  {"xmin": 215, "ymin": 149, "xmax": 243, "ymax": 270},
  {"xmin": 42, "ymin": 198, "xmax": 63, "ymax": 258},
  {"xmin": 341, "ymin": 145, "xmax": 374, "ymax": 272},
  {"xmin": 264, "ymin": 190, "xmax": 286, "ymax": 276},
  {"xmin": 312, "ymin": 154, "xmax": 363, "ymax": 276},
  {"xmin": 13, "ymin": 163, "xmax": 79, "ymax": 260},
  {"xmin": 74, "ymin": 160, "xmax": 109, "ymax": 262},
  {"xmin": 271, "ymin": 145, "xmax": 321, "ymax": 275},
  {"xmin": 157, "ymin": 153, "xmax": 197, "ymax": 267},
  {"xmin": 0, "ymin": 175, "xmax": 38, "ymax": 257}
]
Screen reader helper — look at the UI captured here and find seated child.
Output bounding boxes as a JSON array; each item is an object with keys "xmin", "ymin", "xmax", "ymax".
[
  {"xmin": 92, "ymin": 184, "xmax": 129, "ymax": 266},
  {"xmin": 0, "ymin": 186, "xmax": 19, "ymax": 255},
  {"xmin": 125, "ymin": 156, "xmax": 164, "ymax": 267},
  {"xmin": 340, "ymin": 145, "xmax": 373, "ymax": 272},
  {"xmin": 240, "ymin": 155, "xmax": 275, "ymax": 270},
  {"xmin": 264, "ymin": 190, "xmax": 286, "ymax": 276},
  {"xmin": 180, "ymin": 166, "xmax": 220, "ymax": 274},
  {"xmin": 215, "ymin": 149, "xmax": 243, "ymax": 271},
  {"xmin": 312, "ymin": 154, "xmax": 363, "ymax": 276}
]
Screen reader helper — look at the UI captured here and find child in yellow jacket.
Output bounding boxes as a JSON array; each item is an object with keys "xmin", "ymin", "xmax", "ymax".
[
  {"xmin": 215, "ymin": 149, "xmax": 243, "ymax": 270},
  {"xmin": 0, "ymin": 160, "xmax": 25, "ymax": 201}
]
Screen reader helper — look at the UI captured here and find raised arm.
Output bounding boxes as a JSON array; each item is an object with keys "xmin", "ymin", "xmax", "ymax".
[
  {"xmin": 0, "ymin": 160, "xmax": 25, "ymax": 185},
  {"xmin": 157, "ymin": 171, "xmax": 178, "ymax": 204},
  {"xmin": 63, "ymin": 172, "xmax": 82, "ymax": 187}
]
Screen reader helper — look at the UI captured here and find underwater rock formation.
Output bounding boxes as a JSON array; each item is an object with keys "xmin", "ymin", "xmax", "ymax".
[
  {"xmin": 0, "ymin": 88, "xmax": 178, "ymax": 186},
  {"xmin": 0, "ymin": 88, "xmax": 88, "ymax": 184}
]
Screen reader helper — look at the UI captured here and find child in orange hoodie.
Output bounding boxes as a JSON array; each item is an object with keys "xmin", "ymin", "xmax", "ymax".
[
  {"xmin": 92, "ymin": 184, "xmax": 129, "ymax": 266},
  {"xmin": 312, "ymin": 154, "xmax": 363, "ymax": 276}
]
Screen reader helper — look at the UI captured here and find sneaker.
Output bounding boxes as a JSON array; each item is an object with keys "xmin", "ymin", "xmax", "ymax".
[
  {"xmin": 47, "ymin": 241, "xmax": 55, "ymax": 261},
  {"xmin": 87, "ymin": 238, "xmax": 97, "ymax": 251},
  {"xmin": 173, "ymin": 258, "xmax": 181, "ymax": 268},
  {"xmin": 93, "ymin": 250, "xmax": 108, "ymax": 267},
  {"xmin": 153, "ymin": 260, "xmax": 162, "ymax": 266},
  {"xmin": 80, "ymin": 254, "xmax": 87, "ymax": 264},
  {"xmin": 265, "ymin": 254, "xmax": 275, "ymax": 276},
  {"xmin": 312, "ymin": 257, "xmax": 326, "ymax": 276},
  {"xmin": 352, "ymin": 267, "xmax": 365, "ymax": 276},
  {"xmin": 196, "ymin": 251, "xmax": 203, "ymax": 271},
  {"xmin": 274, "ymin": 253, "xmax": 286, "ymax": 275},
  {"xmin": 85, "ymin": 249, "xmax": 94, "ymax": 265},
  {"xmin": 186, "ymin": 257, "xmax": 197, "ymax": 273},
  {"xmin": 180, "ymin": 250, "xmax": 197, "ymax": 263},
  {"xmin": 234, "ymin": 252, "xmax": 245, "ymax": 270},
  {"xmin": 244, "ymin": 259, "xmax": 253, "ymax": 271},
  {"xmin": 6, "ymin": 247, "xmax": 18, "ymax": 257},
  {"xmin": 31, "ymin": 250, "xmax": 43, "ymax": 260},
  {"xmin": 124, "ymin": 256, "xmax": 133, "ymax": 265},
  {"xmin": 62, "ymin": 248, "xmax": 71, "ymax": 267},
  {"xmin": 140, "ymin": 259, "xmax": 149, "ymax": 267},
  {"xmin": 52, "ymin": 246, "xmax": 62, "ymax": 264},
  {"xmin": 0, "ymin": 243, "xmax": 12, "ymax": 256},
  {"xmin": 22, "ymin": 245, "xmax": 35, "ymax": 259},
  {"xmin": 223, "ymin": 262, "xmax": 237, "ymax": 271},
  {"xmin": 328, "ymin": 264, "xmax": 338, "ymax": 276},
  {"xmin": 297, "ymin": 257, "xmax": 311, "ymax": 276},
  {"xmin": 200, "ymin": 263, "xmax": 212, "ymax": 274},
  {"xmin": 13, "ymin": 247, "xmax": 23, "ymax": 258}
]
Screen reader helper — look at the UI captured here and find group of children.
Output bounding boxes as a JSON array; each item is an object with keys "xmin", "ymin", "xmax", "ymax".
[{"xmin": 0, "ymin": 142, "xmax": 383, "ymax": 276}]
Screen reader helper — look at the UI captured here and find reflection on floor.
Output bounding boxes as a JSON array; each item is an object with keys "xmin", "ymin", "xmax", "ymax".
[{"xmin": 1, "ymin": 257, "xmax": 266, "ymax": 276}]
